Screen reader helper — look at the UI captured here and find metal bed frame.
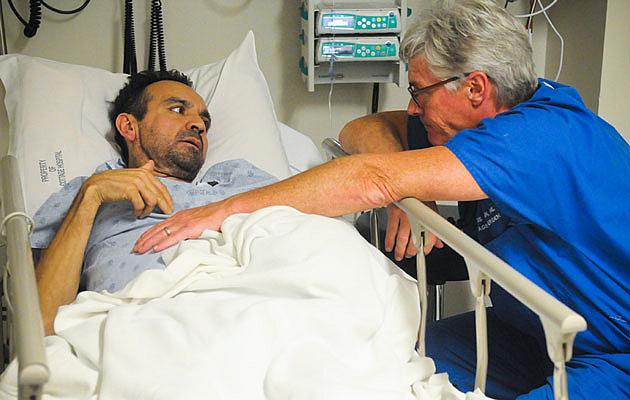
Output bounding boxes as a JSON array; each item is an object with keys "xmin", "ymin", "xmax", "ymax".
[{"xmin": 322, "ymin": 138, "xmax": 586, "ymax": 400}]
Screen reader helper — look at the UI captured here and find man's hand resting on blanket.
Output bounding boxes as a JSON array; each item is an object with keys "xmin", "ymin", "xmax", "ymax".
[{"xmin": 133, "ymin": 200, "xmax": 230, "ymax": 253}]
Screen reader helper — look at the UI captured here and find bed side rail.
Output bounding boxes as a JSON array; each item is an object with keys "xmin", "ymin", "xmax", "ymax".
[
  {"xmin": 322, "ymin": 138, "xmax": 586, "ymax": 400},
  {"xmin": 0, "ymin": 155, "xmax": 48, "ymax": 400}
]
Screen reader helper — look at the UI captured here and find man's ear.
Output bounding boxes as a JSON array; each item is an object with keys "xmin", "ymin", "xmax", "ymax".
[
  {"xmin": 115, "ymin": 113, "xmax": 138, "ymax": 142},
  {"xmin": 466, "ymin": 71, "xmax": 491, "ymax": 108}
]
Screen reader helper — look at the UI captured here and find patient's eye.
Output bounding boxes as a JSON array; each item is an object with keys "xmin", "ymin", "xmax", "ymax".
[{"xmin": 170, "ymin": 105, "xmax": 185, "ymax": 114}]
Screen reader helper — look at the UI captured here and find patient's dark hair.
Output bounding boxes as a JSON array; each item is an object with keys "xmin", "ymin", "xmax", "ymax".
[{"xmin": 109, "ymin": 69, "xmax": 193, "ymax": 165}]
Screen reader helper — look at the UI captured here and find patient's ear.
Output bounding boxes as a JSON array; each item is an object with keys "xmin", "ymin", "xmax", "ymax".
[{"xmin": 115, "ymin": 113, "xmax": 138, "ymax": 142}]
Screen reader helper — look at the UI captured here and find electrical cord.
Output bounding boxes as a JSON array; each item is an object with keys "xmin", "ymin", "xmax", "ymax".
[
  {"xmin": 515, "ymin": 0, "xmax": 559, "ymax": 18},
  {"xmin": 7, "ymin": 0, "xmax": 27, "ymax": 25},
  {"xmin": 537, "ymin": 0, "xmax": 563, "ymax": 81},
  {"xmin": 42, "ymin": 0, "xmax": 91, "ymax": 15},
  {"xmin": 525, "ymin": 0, "xmax": 536, "ymax": 31}
]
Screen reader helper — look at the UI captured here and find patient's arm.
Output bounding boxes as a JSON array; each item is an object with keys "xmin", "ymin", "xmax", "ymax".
[
  {"xmin": 134, "ymin": 146, "xmax": 485, "ymax": 253},
  {"xmin": 36, "ymin": 161, "xmax": 173, "ymax": 335},
  {"xmin": 339, "ymin": 110, "xmax": 408, "ymax": 154}
]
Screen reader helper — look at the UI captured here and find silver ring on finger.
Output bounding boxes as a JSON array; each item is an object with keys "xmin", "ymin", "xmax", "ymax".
[{"xmin": 163, "ymin": 226, "xmax": 172, "ymax": 236}]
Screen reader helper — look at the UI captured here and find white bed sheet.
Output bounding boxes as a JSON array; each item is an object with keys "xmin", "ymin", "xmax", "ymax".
[{"xmin": 0, "ymin": 206, "xmax": 489, "ymax": 400}]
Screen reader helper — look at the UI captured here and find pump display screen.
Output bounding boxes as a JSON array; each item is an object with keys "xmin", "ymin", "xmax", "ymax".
[
  {"xmin": 322, "ymin": 44, "xmax": 354, "ymax": 55},
  {"xmin": 322, "ymin": 15, "xmax": 355, "ymax": 29}
]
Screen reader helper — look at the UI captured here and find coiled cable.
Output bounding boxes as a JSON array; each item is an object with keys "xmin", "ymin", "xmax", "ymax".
[
  {"xmin": 9, "ymin": 0, "xmax": 42, "ymax": 37},
  {"xmin": 148, "ymin": 0, "xmax": 167, "ymax": 71},
  {"xmin": 123, "ymin": 0, "xmax": 138, "ymax": 74},
  {"xmin": 23, "ymin": 0, "xmax": 41, "ymax": 38},
  {"xmin": 8, "ymin": 0, "xmax": 91, "ymax": 38}
]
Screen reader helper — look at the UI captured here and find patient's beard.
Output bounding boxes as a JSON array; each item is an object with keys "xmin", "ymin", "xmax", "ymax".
[
  {"xmin": 165, "ymin": 146, "xmax": 203, "ymax": 182},
  {"xmin": 138, "ymin": 129, "xmax": 204, "ymax": 182}
]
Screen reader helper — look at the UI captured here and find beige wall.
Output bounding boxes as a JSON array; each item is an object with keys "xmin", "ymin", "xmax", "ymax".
[
  {"xmin": 544, "ymin": 0, "xmax": 607, "ymax": 113},
  {"xmin": 599, "ymin": 0, "xmax": 630, "ymax": 142}
]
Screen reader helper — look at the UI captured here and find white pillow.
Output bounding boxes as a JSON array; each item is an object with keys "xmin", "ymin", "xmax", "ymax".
[
  {"xmin": 0, "ymin": 31, "xmax": 290, "ymax": 216},
  {"xmin": 277, "ymin": 122, "xmax": 323, "ymax": 175}
]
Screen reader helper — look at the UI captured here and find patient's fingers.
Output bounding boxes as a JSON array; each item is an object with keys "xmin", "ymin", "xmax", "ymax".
[
  {"xmin": 130, "ymin": 174, "xmax": 164, "ymax": 218},
  {"xmin": 141, "ymin": 176, "xmax": 173, "ymax": 215},
  {"xmin": 138, "ymin": 162, "xmax": 173, "ymax": 214},
  {"xmin": 84, "ymin": 164, "xmax": 173, "ymax": 217},
  {"xmin": 126, "ymin": 188, "xmax": 146, "ymax": 218},
  {"xmin": 133, "ymin": 212, "xmax": 196, "ymax": 253},
  {"xmin": 134, "ymin": 203, "xmax": 226, "ymax": 253}
]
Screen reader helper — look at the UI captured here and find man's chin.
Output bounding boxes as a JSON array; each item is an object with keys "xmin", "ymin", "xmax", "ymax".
[{"xmin": 166, "ymin": 154, "xmax": 204, "ymax": 181}]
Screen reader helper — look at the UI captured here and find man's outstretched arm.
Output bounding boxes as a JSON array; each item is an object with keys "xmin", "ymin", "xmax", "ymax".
[
  {"xmin": 36, "ymin": 161, "xmax": 173, "ymax": 335},
  {"xmin": 134, "ymin": 146, "xmax": 486, "ymax": 253}
]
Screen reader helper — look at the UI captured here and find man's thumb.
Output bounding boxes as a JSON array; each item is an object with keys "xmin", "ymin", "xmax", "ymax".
[{"xmin": 141, "ymin": 160, "xmax": 155, "ymax": 170}]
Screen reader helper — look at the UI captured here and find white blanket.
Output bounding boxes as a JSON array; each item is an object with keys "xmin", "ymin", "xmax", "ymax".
[{"xmin": 1, "ymin": 206, "xmax": 489, "ymax": 400}]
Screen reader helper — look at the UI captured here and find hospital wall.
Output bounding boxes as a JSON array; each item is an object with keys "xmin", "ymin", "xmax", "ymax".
[
  {"xmin": 0, "ymin": 0, "xmax": 558, "ymax": 157},
  {"xmin": 543, "ymin": 0, "xmax": 630, "ymax": 143}
]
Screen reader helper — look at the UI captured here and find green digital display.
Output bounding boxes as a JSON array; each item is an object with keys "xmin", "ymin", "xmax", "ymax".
[
  {"xmin": 320, "ymin": 41, "xmax": 397, "ymax": 59},
  {"xmin": 320, "ymin": 12, "xmax": 398, "ymax": 31}
]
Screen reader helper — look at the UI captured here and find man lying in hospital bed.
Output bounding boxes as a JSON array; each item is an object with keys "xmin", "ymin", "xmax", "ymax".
[{"xmin": 0, "ymin": 33, "xmax": 490, "ymax": 399}]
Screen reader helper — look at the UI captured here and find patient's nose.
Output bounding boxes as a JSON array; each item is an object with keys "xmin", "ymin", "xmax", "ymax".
[{"xmin": 187, "ymin": 116, "xmax": 205, "ymax": 134}]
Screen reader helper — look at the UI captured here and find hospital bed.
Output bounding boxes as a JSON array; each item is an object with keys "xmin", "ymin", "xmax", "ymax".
[{"xmin": 0, "ymin": 38, "xmax": 586, "ymax": 400}]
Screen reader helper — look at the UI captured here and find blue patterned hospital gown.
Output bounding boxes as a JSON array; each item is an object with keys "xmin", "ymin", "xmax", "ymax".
[{"xmin": 31, "ymin": 159, "xmax": 278, "ymax": 293}]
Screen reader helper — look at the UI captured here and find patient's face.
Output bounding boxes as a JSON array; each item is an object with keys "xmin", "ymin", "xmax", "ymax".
[{"xmin": 137, "ymin": 81, "xmax": 210, "ymax": 181}]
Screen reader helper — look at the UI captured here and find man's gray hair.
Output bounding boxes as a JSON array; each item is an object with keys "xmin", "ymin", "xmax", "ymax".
[{"xmin": 401, "ymin": 0, "xmax": 538, "ymax": 108}]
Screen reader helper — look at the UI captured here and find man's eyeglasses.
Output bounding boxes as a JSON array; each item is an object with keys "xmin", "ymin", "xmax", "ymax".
[{"xmin": 407, "ymin": 75, "xmax": 462, "ymax": 108}]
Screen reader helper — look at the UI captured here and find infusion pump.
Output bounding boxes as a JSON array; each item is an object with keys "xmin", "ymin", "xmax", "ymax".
[
  {"xmin": 316, "ymin": 8, "xmax": 401, "ymax": 34},
  {"xmin": 316, "ymin": 37, "xmax": 399, "ymax": 63},
  {"xmin": 300, "ymin": 0, "xmax": 409, "ymax": 92}
]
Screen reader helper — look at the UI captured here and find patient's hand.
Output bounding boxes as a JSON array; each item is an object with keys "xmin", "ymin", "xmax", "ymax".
[
  {"xmin": 84, "ymin": 160, "xmax": 173, "ymax": 218},
  {"xmin": 133, "ymin": 201, "xmax": 229, "ymax": 253},
  {"xmin": 385, "ymin": 204, "xmax": 443, "ymax": 260}
]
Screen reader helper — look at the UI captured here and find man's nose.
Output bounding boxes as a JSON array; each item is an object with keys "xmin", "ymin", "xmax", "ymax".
[
  {"xmin": 187, "ymin": 116, "xmax": 205, "ymax": 134},
  {"xmin": 407, "ymin": 98, "xmax": 422, "ymax": 117}
]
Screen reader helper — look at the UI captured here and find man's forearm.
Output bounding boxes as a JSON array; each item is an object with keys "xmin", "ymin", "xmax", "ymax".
[
  {"xmin": 224, "ymin": 147, "xmax": 485, "ymax": 220},
  {"xmin": 36, "ymin": 187, "xmax": 100, "ymax": 335}
]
